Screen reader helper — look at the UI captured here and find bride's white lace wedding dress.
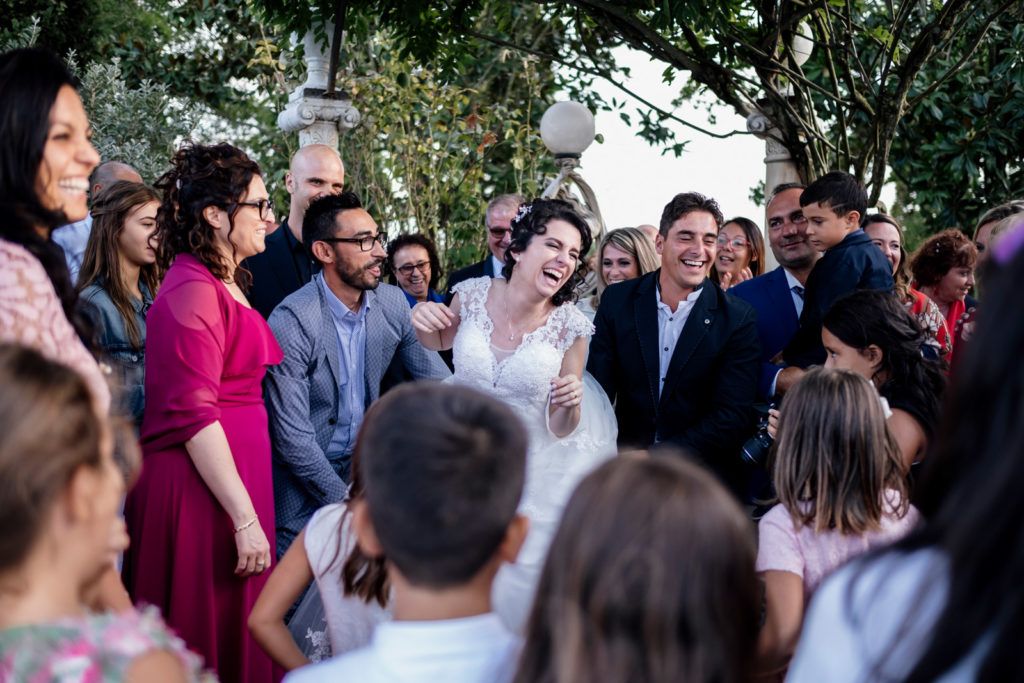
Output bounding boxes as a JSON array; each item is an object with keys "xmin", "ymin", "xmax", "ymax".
[{"xmin": 451, "ymin": 277, "xmax": 617, "ymax": 631}]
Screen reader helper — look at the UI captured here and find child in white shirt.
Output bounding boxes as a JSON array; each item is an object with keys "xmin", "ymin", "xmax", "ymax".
[{"xmin": 284, "ymin": 383, "xmax": 529, "ymax": 683}]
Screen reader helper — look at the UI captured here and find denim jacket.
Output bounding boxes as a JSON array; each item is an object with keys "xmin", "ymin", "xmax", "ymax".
[{"xmin": 80, "ymin": 281, "xmax": 152, "ymax": 425}]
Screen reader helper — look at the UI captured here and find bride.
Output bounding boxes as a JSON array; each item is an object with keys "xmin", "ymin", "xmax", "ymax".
[{"xmin": 411, "ymin": 198, "xmax": 617, "ymax": 631}]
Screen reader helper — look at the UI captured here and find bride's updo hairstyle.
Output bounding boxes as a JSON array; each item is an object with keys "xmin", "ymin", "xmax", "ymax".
[
  {"xmin": 502, "ymin": 198, "xmax": 593, "ymax": 306},
  {"xmin": 153, "ymin": 141, "xmax": 261, "ymax": 289},
  {"xmin": 513, "ymin": 455, "xmax": 759, "ymax": 683}
]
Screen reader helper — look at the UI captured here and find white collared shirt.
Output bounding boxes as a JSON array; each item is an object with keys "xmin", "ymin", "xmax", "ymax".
[
  {"xmin": 284, "ymin": 612, "xmax": 520, "ymax": 683},
  {"xmin": 768, "ymin": 269, "xmax": 809, "ymax": 397},
  {"xmin": 655, "ymin": 285, "xmax": 702, "ymax": 398},
  {"xmin": 491, "ymin": 254, "xmax": 506, "ymax": 279},
  {"xmin": 783, "ymin": 267, "xmax": 806, "ymax": 317}
]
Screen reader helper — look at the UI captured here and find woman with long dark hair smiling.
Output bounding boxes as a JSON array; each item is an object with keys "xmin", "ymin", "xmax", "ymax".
[{"xmin": 0, "ymin": 47, "xmax": 106, "ymax": 409}]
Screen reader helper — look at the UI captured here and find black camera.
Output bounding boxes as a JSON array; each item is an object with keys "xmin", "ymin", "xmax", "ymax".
[{"xmin": 741, "ymin": 399, "xmax": 778, "ymax": 468}]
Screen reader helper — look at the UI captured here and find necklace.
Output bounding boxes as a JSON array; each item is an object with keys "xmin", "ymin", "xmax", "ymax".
[{"xmin": 502, "ymin": 287, "xmax": 544, "ymax": 343}]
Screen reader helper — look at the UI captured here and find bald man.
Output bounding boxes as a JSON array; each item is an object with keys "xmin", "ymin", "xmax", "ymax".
[
  {"xmin": 245, "ymin": 144, "xmax": 346, "ymax": 318},
  {"xmin": 53, "ymin": 160, "xmax": 142, "ymax": 282}
]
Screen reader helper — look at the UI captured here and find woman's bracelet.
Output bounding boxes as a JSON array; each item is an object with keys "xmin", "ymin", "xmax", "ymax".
[{"xmin": 233, "ymin": 515, "xmax": 258, "ymax": 534}]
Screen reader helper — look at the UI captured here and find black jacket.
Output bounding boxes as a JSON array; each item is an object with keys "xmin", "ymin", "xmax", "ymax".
[
  {"xmin": 587, "ymin": 272, "xmax": 760, "ymax": 494},
  {"xmin": 445, "ymin": 256, "xmax": 498, "ymax": 302},
  {"xmin": 243, "ymin": 219, "xmax": 317, "ymax": 319}
]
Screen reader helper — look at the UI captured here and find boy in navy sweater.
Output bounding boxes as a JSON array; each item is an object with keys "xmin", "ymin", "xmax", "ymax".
[{"xmin": 782, "ymin": 172, "xmax": 894, "ymax": 369}]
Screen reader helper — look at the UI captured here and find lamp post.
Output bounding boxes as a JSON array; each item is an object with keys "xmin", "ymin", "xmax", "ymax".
[
  {"xmin": 746, "ymin": 24, "xmax": 813, "ymax": 269},
  {"xmin": 278, "ymin": 20, "xmax": 361, "ymax": 149},
  {"xmin": 539, "ymin": 101, "xmax": 606, "ymax": 240}
]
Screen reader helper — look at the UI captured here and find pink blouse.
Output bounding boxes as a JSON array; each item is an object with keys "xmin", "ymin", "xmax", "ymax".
[
  {"xmin": 0, "ymin": 239, "xmax": 111, "ymax": 412},
  {"xmin": 756, "ymin": 491, "xmax": 920, "ymax": 599}
]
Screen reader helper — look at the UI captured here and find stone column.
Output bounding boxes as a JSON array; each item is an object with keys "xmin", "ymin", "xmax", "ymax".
[
  {"xmin": 746, "ymin": 109, "xmax": 801, "ymax": 271},
  {"xmin": 278, "ymin": 24, "xmax": 360, "ymax": 149}
]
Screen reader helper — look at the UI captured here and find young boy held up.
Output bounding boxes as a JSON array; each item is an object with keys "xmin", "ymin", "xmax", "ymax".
[{"xmin": 781, "ymin": 171, "xmax": 894, "ymax": 371}]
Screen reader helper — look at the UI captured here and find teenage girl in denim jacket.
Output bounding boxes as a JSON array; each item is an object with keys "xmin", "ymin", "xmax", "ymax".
[{"xmin": 78, "ymin": 181, "xmax": 161, "ymax": 426}]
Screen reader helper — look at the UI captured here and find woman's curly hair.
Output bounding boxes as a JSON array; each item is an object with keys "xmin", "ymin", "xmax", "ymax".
[
  {"xmin": 153, "ymin": 142, "xmax": 261, "ymax": 289},
  {"xmin": 501, "ymin": 198, "xmax": 593, "ymax": 306},
  {"xmin": 909, "ymin": 229, "xmax": 977, "ymax": 289}
]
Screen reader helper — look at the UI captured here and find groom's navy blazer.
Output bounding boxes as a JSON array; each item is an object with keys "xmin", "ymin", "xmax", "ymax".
[
  {"xmin": 587, "ymin": 271, "xmax": 760, "ymax": 493},
  {"xmin": 730, "ymin": 266, "xmax": 800, "ymax": 399}
]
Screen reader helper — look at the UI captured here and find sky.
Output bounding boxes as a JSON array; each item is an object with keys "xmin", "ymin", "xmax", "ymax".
[{"xmin": 565, "ymin": 47, "xmax": 768, "ymax": 232}]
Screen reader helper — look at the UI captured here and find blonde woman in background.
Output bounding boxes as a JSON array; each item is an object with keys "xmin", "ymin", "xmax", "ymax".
[{"xmin": 577, "ymin": 227, "xmax": 659, "ymax": 321}]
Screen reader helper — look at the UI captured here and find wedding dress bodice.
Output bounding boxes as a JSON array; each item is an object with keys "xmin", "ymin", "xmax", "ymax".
[{"xmin": 451, "ymin": 276, "xmax": 592, "ymax": 419}]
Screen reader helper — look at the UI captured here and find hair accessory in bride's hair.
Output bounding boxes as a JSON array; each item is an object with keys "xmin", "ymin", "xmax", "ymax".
[{"xmin": 512, "ymin": 203, "xmax": 532, "ymax": 225}]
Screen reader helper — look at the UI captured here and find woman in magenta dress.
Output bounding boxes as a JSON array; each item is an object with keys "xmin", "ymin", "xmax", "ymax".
[{"xmin": 122, "ymin": 142, "xmax": 283, "ymax": 682}]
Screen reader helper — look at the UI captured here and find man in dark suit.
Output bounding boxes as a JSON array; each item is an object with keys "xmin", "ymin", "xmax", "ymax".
[
  {"xmin": 445, "ymin": 193, "xmax": 523, "ymax": 294},
  {"xmin": 244, "ymin": 144, "xmax": 346, "ymax": 318},
  {"xmin": 587, "ymin": 192, "xmax": 760, "ymax": 496},
  {"xmin": 730, "ymin": 183, "xmax": 820, "ymax": 399}
]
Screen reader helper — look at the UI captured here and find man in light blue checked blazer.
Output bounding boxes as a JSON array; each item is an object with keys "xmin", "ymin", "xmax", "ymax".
[{"xmin": 265, "ymin": 192, "xmax": 450, "ymax": 556}]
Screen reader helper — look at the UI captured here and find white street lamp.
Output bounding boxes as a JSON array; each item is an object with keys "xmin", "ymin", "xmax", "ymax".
[
  {"xmin": 538, "ymin": 101, "xmax": 604, "ymax": 235},
  {"xmin": 540, "ymin": 101, "xmax": 596, "ymax": 159},
  {"xmin": 538, "ymin": 100, "xmax": 605, "ymax": 296}
]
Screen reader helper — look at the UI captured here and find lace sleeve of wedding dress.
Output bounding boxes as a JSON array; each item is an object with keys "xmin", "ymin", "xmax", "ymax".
[{"xmin": 450, "ymin": 276, "xmax": 490, "ymax": 321}]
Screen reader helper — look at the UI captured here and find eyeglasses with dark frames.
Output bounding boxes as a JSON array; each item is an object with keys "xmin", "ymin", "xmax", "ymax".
[
  {"xmin": 395, "ymin": 260, "xmax": 430, "ymax": 276},
  {"xmin": 319, "ymin": 232, "xmax": 388, "ymax": 252},
  {"xmin": 233, "ymin": 199, "xmax": 275, "ymax": 220}
]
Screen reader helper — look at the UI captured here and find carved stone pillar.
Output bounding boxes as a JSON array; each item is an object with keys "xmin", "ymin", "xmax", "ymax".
[
  {"xmin": 278, "ymin": 24, "xmax": 360, "ymax": 149},
  {"xmin": 746, "ymin": 109, "xmax": 801, "ymax": 271}
]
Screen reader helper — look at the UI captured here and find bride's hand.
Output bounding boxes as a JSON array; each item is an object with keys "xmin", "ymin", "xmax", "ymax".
[
  {"xmin": 411, "ymin": 301, "xmax": 456, "ymax": 333},
  {"xmin": 550, "ymin": 374, "xmax": 583, "ymax": 408}
]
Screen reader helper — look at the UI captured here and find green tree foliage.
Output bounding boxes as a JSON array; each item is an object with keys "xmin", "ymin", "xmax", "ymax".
[
  {"xmin": 336, "ymin": 33, "xmax": 553, "ymax": 271},
  {"xmin": 888, "ymin": 16, "xmax": 1024, "ymax": 233},
  {"xmin": 0, "ymin": 0, "xmax": 125, "ymax": 63},
  {"xmin": 337, "ymin": 0, "xmax": 1019, "ymax": 214},
  {"xmin": 73, "ymin": 58, "xmax": 196, "ymax": 184},
  {"xmin": 4, "ymin": 1, "xmax": 563, "ymax": 273}
]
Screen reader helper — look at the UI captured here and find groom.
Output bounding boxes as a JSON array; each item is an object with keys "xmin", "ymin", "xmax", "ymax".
[{"xmin": 587, "ymin": 192, "xmax": 760, "ymax": 496}]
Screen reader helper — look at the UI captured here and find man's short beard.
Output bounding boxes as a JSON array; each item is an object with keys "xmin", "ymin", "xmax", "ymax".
[{"xmin": 335, "ymin": 259, "xmax": 382, "ymax": 291}]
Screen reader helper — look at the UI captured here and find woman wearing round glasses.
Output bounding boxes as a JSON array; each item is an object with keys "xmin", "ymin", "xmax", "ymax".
[
  {"xmin": 386, "ymin": 233, "xmax": 444, "ymax": 306},
  {"xmin": 711, "ymin": 216, "xmax": 765, "ymax": 289},
  {"xmin": 122, "ymin": 142, "xmax": 283, "ymax": 682}
]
